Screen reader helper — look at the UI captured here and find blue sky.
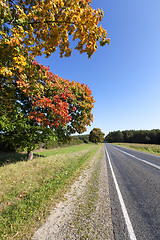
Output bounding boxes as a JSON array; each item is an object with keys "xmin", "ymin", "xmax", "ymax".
[{"xmin": 36, "ymin": 0, "xmax": 160, "ymax": 136}]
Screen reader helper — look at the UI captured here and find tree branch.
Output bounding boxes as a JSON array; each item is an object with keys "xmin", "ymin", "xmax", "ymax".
[
  {"xmin": 29, "ymin": 20, "xmax": 75, "ymax": 25},
  {"xmin": 8, "ymin": 20, "xmax": 75, "ymax": 25}
]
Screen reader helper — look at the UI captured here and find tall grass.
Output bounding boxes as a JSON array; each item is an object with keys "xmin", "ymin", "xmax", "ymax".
[{"xmin": 0, "ymin": 143, "xmax": 100, "ymax": 239}]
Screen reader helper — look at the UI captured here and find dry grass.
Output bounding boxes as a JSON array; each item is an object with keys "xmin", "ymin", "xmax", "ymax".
[{"xmin": 0, "ymin": 143, "xmax": 101, "ymax": 239}]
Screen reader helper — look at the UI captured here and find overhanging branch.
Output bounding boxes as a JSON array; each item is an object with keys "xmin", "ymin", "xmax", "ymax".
[{"xmin": 7, "ymin": 20, "xmax": 75, "ymax": 25}]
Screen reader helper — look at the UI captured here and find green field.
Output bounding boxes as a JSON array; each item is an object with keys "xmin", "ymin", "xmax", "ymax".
[
  {"xmin": 0, "ymin": 143, "xmax": 101, "ymax": 239},
  {"xmin": 113, "ymin": 142, "xmax": 160, "ymax": 155}
]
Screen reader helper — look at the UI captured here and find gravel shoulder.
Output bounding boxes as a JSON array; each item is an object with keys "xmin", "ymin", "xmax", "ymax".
[{"xmin": 33, "ymin": 146, "xmax": 114, "ymax": 240}]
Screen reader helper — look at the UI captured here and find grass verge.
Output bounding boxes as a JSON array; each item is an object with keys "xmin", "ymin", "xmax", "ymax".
[
  {"xmin": 66, "ymin": 150, "xmax": 102, "ymax": 239},
  {"xmin": 0, "ymin": 144, "xmax": 94, "ymax": 166},
  {"xmin": 63, "ymin": 148, "xmax": 111, "ymax": 239},
  {"xmin": 113, "ymin": 142, "xmax": 160, "ymax": 155},
  {"xmin": 0, "ymin": 143, "xmax": 101, "ymax": 239}
]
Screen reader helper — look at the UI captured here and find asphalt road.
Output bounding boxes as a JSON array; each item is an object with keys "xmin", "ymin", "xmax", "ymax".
[{"xmin": 104, "ymin": 143, "xmax": 160, "ymax": 240}]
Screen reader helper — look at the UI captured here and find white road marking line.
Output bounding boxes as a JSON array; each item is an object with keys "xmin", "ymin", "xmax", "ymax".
[
  {"xmin": 114, "ymin": 146, "xmax": 160, "ymax": 170},
  {"xmin": 105, "ymin": 147, "xmax": 137, "ymax": 240}
]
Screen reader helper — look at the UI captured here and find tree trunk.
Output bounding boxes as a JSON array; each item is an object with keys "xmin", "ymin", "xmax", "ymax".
[{"xmin": 27, "ymin": 150, "xmax": 33, "ymax": 161}]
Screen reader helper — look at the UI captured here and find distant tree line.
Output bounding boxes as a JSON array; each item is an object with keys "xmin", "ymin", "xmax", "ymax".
[
  {"xmin": 105, "ymin": 129, "xmax": 160, "ymax": 144},
  {"xmin": 72, "ymin": 134, "xmax": 90, "ymax": 144}
]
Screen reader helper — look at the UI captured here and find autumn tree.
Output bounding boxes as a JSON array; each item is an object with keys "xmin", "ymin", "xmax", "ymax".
[
  {"xmin": 0, "ymin": 0, "xmax": 109, "ymax": 159},
  {"xmin": 0, "ymin": 61, "xmax": 95, "ymax": 159},
  {"xmin": 89, "ymin": 128, "xmax": 105, "ymax": 143}
]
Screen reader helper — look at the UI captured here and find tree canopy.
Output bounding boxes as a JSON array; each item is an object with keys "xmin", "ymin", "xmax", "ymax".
[
  {"xmin": 0, "ymin": 0, "xmax": 110, "ymax": 158},
  {"xmin": 0, "ymin": 61, "xmax": 95, "ymax": 155},
  {"xmin": 89, "ymin": 128, "xmax": 105, "ymax": 143},
  {"xmin": 1, "ymin": 0, "xmax": 110, "ymax": 93}
]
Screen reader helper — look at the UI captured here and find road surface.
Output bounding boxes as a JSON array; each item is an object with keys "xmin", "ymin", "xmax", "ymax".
[{"xmin": 105, "ymin": 143, "xmax": 160, "ymax": 240}]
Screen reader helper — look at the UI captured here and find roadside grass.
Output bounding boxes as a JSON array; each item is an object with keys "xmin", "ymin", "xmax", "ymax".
[
  {"xmin": 0, "ymin": 143, "xmax": 101, "ymax": 239},
  {"xmin": 65, "ymin": 148, "xmax": 110, "ymax": 239},
  {"xmin": 67, "ymin": 149, "xmax": 102, "ymax": 238},
  {"xmin": 113, "ymin": 143, "xmax": 160, "ymax": 155},
  {"xmin": 0, "ymin": 144, "xmax": 93, "ymax": 167},
  {"xmin": 35, "ymin": 143, "xmax": 94, "ymax": 157}
]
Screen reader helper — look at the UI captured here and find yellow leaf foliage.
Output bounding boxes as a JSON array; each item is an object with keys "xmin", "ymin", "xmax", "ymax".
[{"xmin": 1, "ymin": 0, "xmax": 110, "ymax": 60}]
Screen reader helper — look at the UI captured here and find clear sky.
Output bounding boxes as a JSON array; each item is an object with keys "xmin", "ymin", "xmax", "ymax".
[{"xmin": 36, "ymin": 0, "xmax": 160, "ymax": 137}]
